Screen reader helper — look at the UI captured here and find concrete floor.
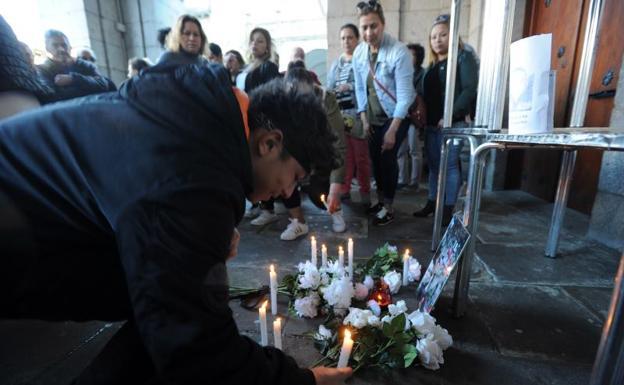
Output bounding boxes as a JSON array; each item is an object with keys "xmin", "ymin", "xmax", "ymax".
[{"xmin": 1, "ymin": 187, "xmax": 620, "ymax": 385}]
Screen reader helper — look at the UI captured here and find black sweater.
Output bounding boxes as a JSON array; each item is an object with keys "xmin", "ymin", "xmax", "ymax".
[{"xmin": 0, "ymin": 63, "xmax": 314, "ymax": 385}]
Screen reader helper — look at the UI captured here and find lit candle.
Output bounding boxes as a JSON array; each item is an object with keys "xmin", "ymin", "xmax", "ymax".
[
  {"xmin": 320, "ymin": 194, "xmax": 329, "ymax": 210},
  {"xmin": 347, "ymin": 238, "xmax": 354, "ymax": 279},
  {"xmin": 338, "ymin": 246, "xmax": 344, "ymax": 268},
  {"xmin": 321, "ymin": 244, "xmax": 328, "ymax": 267},
  {"xmin": 273, "ymin": 317, "xmax": 282, "ymax": 350},
  {"xmin": 270, "ymin": 265, "xmax": 278, "ymax": 315},
  {"xmin": 310, "ymin": 236, "xmax": 317, "ymax": 266},
  {"xmin": 403, "ymin": 249, "xmax": 410, "ymax": 286},
  {"xmin": 337, "ymin": 329, "xmax": 353, "ymax": 368},
  {"xmin": 259, "ymin": 300, "xmax": 268, "ymax": 346}
]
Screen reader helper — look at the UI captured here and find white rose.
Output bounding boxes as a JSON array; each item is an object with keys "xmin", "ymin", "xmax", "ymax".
[
  {"xmin": 315, "ymin": 324, "xmax": 333, "ymax": 340},
  {"xmin": 387, "ymin": 245, "xmax": 398, "ymax": 254},
  {"xmin": 294, "ymin": 292, "xmax": 320, "ymax": 318},
  {"xmin": 367, "ymin": 315, "xmax": 381, "ymax": 328},
  {"xmin": 417, "ymin": 334, "xmax": 444, "ymax": 370},
  {"xmin": 383, "ymin": 270, "xmax": 402, "ymax": 294},
  {"xmin": 388, "ymin": 300, "xmax": 408, "ymax": 316},
  {"xmin": 381, "ymin": 314, "xmax": 394, "ymax": 324},
  {"xmin": 354, "ymin": 283, "xmax": 369, "ymax": 301},
  {"xmin": 408, "ymin": 257, "xmax": 422, "ymax": 282},
  {"xmin": 363, "ymin": 275, "xmax": 374, "ymax": 289},
  {"xmin": 343, "ymin": 308, "xmax": 374, "ymax": 329},
  {"xmin": 432, "ymin": 325, "xmax": 453, "ymax": 350},
  {"xmin": 320, "ymin": 272, "xmax": 330, "ymax": 286},
  {"xmin": 322, "ymin": 276, "xmax": 354, "ymax": 311},
  {"xmin": 408, "ymin": 310, "xmax": 437, "ymax": 335},
  {"xmin": 298, "ymin": 261, "xmax": 321, "ymax": 289},
  {"xmin": 367, "ymin": 299, "xmax": 381, "ymax": 316}
]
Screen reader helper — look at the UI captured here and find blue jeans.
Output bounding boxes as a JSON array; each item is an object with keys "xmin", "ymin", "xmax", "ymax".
[{"xmin": 425, "ymin": 127, "xmax": 462, "ymax": 205}]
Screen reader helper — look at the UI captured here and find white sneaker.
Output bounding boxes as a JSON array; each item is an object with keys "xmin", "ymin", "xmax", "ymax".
[
  {"xmin": 250, "ymin": 210, "xmax": 278, "ymax": 226},
  {"xmin": 244, "ymin": 205, "xmax": 261, "ymax": 219},
  {"xmin": 331, "ymin": 210, "xmax": 346, "ymax": 233},
  {"xmin": 280, "ymin": 218, "xmax": 309, "ymax": 240}
]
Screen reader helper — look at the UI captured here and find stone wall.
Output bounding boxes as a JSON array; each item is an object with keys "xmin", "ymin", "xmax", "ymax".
[{"xmin": 588, "ymin": 54, "xmax": 624, "ymax": 251}]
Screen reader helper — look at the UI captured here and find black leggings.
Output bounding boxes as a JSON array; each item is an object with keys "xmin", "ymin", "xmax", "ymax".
[{"xmin": 369, "ymin": 118, "xmax": 410, "ymax": 203}]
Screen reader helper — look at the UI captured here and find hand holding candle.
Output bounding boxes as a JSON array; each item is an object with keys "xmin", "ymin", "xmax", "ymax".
[
  {"xmin": 273, "ymin": 317, "xmax": 282, "ymax": 350},
  {"xmin": 321, "ymin": 244, "xmax": 328, "ymax": 267},
  {"xmin": 259, "ymin": 300, "xmax": 268, "ymax": 346},
  {"xmin": 337, "ymin": 329, "xmax": 354, "ymax": 368},
  {"xmin": 402, "ymin": 249, "xmax": 410, "ymax": 287},
  {"xmin": 310, "ymin": 236, "xmax": 317, "ymax": 266},
  {"xmin": 270, "ymin": 265, "xmax": 278, "ymax": 315}
]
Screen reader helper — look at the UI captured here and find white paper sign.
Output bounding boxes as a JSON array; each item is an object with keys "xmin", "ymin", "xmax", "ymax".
[{"xmin": 509, "ymin": 34, "xmax": 553, "ymax": 134}]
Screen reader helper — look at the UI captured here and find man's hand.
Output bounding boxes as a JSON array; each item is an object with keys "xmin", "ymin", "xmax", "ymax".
[
  {"xmin": 311, "ymin": 366, "xmax": 353, "ymax": 385},
  {"xmin": 335, "ymin": 83, "xmax": 350, "ymax": 93},
  {"xmin": 326, "ymin": 183, "xmax": 342, "ymax": 214},
  {"xmin": 227, "ymin": 228, "xmax": 240, "ymax": 260},
  {"xmin": 381, "ymin": 128, "xmax": 396, "ymax": 151},
  {"xmin": 54, "ymin": 74, "xmax": 73, "ymax": 86}
]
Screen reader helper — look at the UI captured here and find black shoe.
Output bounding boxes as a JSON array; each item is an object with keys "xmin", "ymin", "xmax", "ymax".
[
  {"xmin": 373, "ymin": 207, "xmax": 394, "ymax": 226},
  {"xmin": 413, "ymin": 200, "xmax": 435, "ymax": 217},
  {"xmin": 442, "ymin": 205, "xmax": 454, "ymax": 226},
  {"xmin": 396, "ymin": 183, "xmax": 407, "ymax": 190},
  {"xmin": 366, "ymin": 202, "xmax": 384, "ymax": 215}
]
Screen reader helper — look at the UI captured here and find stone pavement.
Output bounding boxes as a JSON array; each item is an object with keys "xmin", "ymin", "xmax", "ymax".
[{"xmin": 0, "ymin": 188, "xmax": 620, "ymax": 385}]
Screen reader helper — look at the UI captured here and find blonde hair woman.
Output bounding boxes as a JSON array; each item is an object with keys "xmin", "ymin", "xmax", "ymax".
[{"xmin": 158, "ymin": 14, "xmax": 208, "ymax": 66}]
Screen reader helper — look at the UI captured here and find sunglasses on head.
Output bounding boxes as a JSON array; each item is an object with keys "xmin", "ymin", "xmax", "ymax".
[
  {"xmin": 434, "ymin": 14, "xmax": 451, "ymax": 24},
  {"xmin": 356, "ymin": 0, "xmax": 381, "ymax": 12}
]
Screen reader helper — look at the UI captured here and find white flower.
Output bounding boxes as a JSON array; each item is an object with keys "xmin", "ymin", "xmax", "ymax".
[
  {"xmin": 294, "ymin": 292, "xmax": 320, "ymax": 318},
  {"xmin": 322, "ymin": 276, "xmax": 354, "ymax": 311},
  {"xmin": 383, "ymin": 270, "xmax": 402, "ymax": 294},
  {"xmin": 367, "ymin": 315, "xmax": 381, "ymax": 328},
  {"xmin": 408, "ymin": 310, "xmax": 437, "ymax": 335},
  {"xmin": 298, "ymin": 261, "xmax": 321, "ymax": 290},
  {"xmin": 417, "ymin": 334, "xmax": 444, "ymax": 370},
  {"xmin": 381, "ymin": 314, "xmax": 394, "ymax": 324},
  {"xmin": 388, "ymin": 300, "xmax": 408, "ymax": 316},
  {"xmin": 343, "ymin": 308, "xmax": 374, "ymax": 329},
  {"xmin": 334, "ymin": 307, "xmax": 348, "ymax": 316},
  {"xmin": 387, "ymin": 245, "xmax": 398, "ymax": 254},
  {"xmin": 315, "ymin": 324, "xmax": 333, "ymax": 340},
  {"xmin": 367, "ymin": 299, "xmax": 381, "ymax": 316},
  {"xmin": 363, "ymin": 275, "xmax": 374, "ymax": 289},
  {"xmin": 354, "ymin": 283, "xmax": 369, "ymax": 301},
  {"xmin": 432, "ymin": 325, "xmax": 453, "ymax": 350},
  {"xmin": 323, "ymin": 260, "xmax": 345, "ymax": 277},
  {"xmin": 408, "ymin": 257, "xmax": 422, "ymax": 282}
]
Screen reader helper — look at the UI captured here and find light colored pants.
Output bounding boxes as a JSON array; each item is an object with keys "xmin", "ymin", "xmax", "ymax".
[{"xmin": 397, "ymin": 124, "xmax": 421, "ymax": 185}]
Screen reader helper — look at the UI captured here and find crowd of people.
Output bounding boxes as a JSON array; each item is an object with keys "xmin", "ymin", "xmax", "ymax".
[{"xmin": 0, "ymin": 1, "xmax": 478, "ymax": 384}]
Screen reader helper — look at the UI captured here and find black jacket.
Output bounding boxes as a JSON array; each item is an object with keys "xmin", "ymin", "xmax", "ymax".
[
  {"xmin": 37, "ymin": 58, "xmax": 116, "ymax": 102},
  {"xmin": 0, "ymin": 63, "xmax": 314, "ymax": 385}
]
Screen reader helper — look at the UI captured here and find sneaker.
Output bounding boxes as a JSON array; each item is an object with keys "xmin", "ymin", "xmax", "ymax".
[
  {"xmin": 250, "ymin": 210, "xmax": 278, "ymax": 226},
  {"xmin": 280, "ymin": 218, "xmax": 309, "ymax": 240},
  {"xmin": 244, "ymin": 204, "xmax": 261, "ymax": 219},
  {"xmin": 366, "ymin": 202, "xmax": 384, "ymax": 215},
  {"xmin": 373, "ymin": 207, "xmax": 394, "ymax": 226},
  {"xmin": 331, "ymin": 210, "xmax": 346, "ymax": 233}
]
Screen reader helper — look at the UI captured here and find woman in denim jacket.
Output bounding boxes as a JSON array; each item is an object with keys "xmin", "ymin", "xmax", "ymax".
[
  {"xmin": 413, "ymin": 14, "xmax": 478, "ymax": 226},
  {"xmin": 352, "ymin": 0, "xmax": 415, "ymax": 226}
]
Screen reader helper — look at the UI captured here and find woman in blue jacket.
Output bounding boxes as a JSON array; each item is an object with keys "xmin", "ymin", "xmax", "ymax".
[
  {"xmin": 413, "ymin": 14, "xmax": 478, "ymax": 226},
  {"xmin": 352, "ymin": 0, "xmax": 415, "ymax": 226}
]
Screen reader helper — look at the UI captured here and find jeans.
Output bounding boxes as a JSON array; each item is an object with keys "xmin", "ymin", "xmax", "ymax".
[
  {"xmin": 341, "ymin": 135, "xmax": 371, "ymax": 194},
  {"xmin": 369, "ymin": 119, "xmax": 410, "ymax": 203},
  {"xmin": 397, "ymin": 124, "xmax": 421, "ymax": 185},
  {"xmin": 425, "ymin": 126, "xmax": 463, "ymax": 206}
]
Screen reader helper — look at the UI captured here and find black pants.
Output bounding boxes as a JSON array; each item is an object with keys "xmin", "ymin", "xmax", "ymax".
[{"xmin": 369, "ymin": 118, "xmax": 410, "ymax": 203}]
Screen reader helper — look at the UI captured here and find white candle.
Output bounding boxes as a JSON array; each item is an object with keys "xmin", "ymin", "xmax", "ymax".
[
  {"xmin": 338, "ymin": 246, "xmax": 344, "ymax": 268},
  {"xmin": 310, "ymin": 236, "xmax": 317, "ymax": 266},
  {"xmin": 321, "ymin": 244, "xmax": 328, "ymax": 267},
  {"xmin": 270, "ymin": 264, "xmax": 278, "ymax": 315},
  {"xmin": 403, "ymin": 249, "xmax": 410, "ymax": 287},
  {"xmin": 337, "ymin": 329, "xmax": 353, "ymax": 368},
  {"xmin": 320, "ymin": 194, "xmax": 328, "ymax": 210},
  {"xmin": 347, "ymin": 238, "xmax": 354, "ymax": 279},
  {"xmin": 259, "ymin": 300, "xmax": 268, "ymax": 346},
  {"xmin": 273, "ymin": 317, "xmax": 282, "ymax": 350}
]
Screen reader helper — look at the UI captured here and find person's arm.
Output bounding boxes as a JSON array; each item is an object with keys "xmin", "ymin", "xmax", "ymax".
[
  {"xmin": 452, "ymin": 51, "xmax": 478, "ymax": 121},
  {"xmin": 324, "ymin": 91, "xmax": 346, "ymax": 213},
  {"xmin": 352, "ymin": 48, "xmax": 368, "ymax": 115},
  {"xmin": 115, "ymin": 186, "xmax": 316, "ymax": 385},
  {"xmin": 69, "ymin": 61, "xmax": 113, "ymax": 94},
  {"xmin": 326, "ymin": 59, "xmax": 338, "ymax": 90}
]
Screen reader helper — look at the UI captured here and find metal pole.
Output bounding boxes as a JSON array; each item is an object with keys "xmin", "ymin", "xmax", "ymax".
[
  {"xmin": 545, "ymin": 0, "xmax": 604, "ymax": 257},
  {"xmin": 590, "ymin": 253, "xmax": 624, "ymax": 385},
  {"xmin": 432, "ymin": 138, "xmax": 452, "ymax": 251},
  {"xmin": 442, "ymin": 0, "xmax": 462, "ymax": 129}
]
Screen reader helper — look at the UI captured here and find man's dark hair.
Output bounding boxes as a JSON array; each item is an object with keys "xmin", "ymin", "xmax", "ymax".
[
  {"xmin": 129, "ymin": 57, "xmax": 151, "ymax": 72},
  {"xmin": 157, "ymin": 27, "xmax": 171, "ymax": 49},
  {"xmin": 340, "ymin": 23, "xmax": 359, "ymax": 39},
  {"xmin": 407, "ymin": 43, "xmax": 425, "ymax": 67},
  {"xmin": 247, "ymin": 78, "xmax": 339, "ymax": 176},
  {"xmin": 208, "ymin": 42, "xmax": 222, "ymax": 57},
  {"xmin": 285, "ymin": 66, "xmax": 315, "ymax": 86},
  {"xmin": 44, "ymin": 29, "xmax": 68, "ymax": 42}
]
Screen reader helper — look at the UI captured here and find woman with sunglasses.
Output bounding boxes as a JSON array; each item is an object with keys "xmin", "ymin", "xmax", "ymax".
[
  {"xmin": 352, "ymin": 0, "xmax": 415, "ymax": 226},
  {"xmin": 412, "ymin": 14, "xmax": 478, "ymax": 226}
]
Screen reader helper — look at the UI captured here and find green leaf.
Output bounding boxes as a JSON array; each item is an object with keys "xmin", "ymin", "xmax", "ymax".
[
  {"xmin": 403, "ymin": 344, "xmax": 418, "ymax": 367},
  {"xmin": 390, "ymin": 313, "xmax": 406, "ymax": 336}
]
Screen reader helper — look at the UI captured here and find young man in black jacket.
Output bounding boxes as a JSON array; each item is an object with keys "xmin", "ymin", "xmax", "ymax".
[{"xmin": 0, "ymin": 62, "xmax": 351, "ymax": 385}]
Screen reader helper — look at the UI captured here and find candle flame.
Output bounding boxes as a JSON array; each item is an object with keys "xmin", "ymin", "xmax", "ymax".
[
  {"xmin": 339, "ymin": 246, "xmax": 343, "ymax": 252},
  {"xmin": 261, "ymin": 300, "xmax": 268, "ymax": 309},
  {"xmin": 344, "ymin": 329, "xmax": 351, "ymax": 340},
  {"xmin": 270, "ymin": 264, "xmax": 275, "ymax": 273},
  {"xmin": 377, "ymin": 294, "xmax": 382, "ymax": 301},
  {"xmin": 322, "ymin": 244, "xmax": 326, "ymax": 250},
  {"xmin": 274, "ymin": 317, "xmax": 281, "ymax": 325},
  {"xmin": 348, "ymin": 238, "xmax": 353, "ymax": 243},
  {"xmin": 311, "ymin": 236, "xmax": 316, "ymax": 241},
  {"xmin": 320, "ymin": 194, "xmax": 326, "ymax": 203}
]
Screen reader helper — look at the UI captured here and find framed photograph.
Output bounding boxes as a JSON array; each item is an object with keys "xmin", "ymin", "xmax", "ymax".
[{"xmin": 416, "ymin": 214, "xmax": 471, "ymax": 313}]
